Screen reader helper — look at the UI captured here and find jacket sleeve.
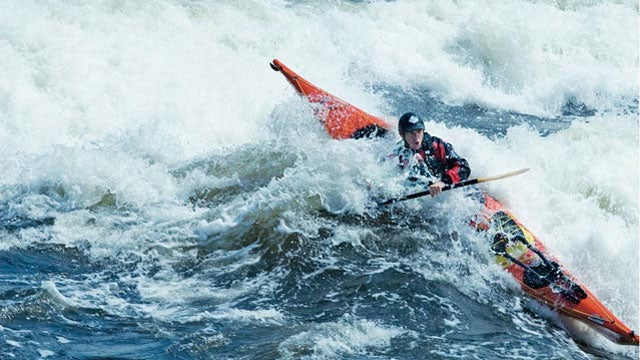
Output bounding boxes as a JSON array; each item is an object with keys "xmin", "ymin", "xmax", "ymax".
[{"xmin": 433, "ymin": 138, "xmax": 471, "ymax": 184}]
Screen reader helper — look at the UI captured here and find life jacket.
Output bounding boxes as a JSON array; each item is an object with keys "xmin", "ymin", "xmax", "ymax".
[{"xmin": 390, "ymin": 134, "xmax": 470, "ymax": 185}]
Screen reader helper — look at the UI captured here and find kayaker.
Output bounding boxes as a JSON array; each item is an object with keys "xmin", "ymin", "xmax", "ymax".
[{"xmin": 388, "ymin": 112, "xmax": 471, "ymax": 197}]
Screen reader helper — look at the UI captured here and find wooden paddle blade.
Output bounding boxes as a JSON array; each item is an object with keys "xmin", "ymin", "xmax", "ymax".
[{"xmin": 477, "ymin": 168, "xmax": 530, "ymax": 183}]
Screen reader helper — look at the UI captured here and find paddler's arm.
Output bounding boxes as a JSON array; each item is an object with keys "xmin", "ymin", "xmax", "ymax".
[{"xmin": 430, "ymin": 139, "xmax": 471, "ymax": 197}]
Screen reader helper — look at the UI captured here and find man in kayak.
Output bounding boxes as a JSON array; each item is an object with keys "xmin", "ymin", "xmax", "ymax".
[{"xmin": 388, "ymin": 112, "xmax": 471, "ymax": 197}]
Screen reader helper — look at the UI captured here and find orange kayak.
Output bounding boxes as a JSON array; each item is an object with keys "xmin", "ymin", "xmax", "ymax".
[{"xmin": 270, "ymin": 58, "xmax": 639, "ymax": 346}]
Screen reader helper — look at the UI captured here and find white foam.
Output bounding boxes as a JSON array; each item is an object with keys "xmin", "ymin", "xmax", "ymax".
[
  {"xmin": 195, "ymin": 214, "xmax": 239, "ymax": 240},
  {"xmin": 2, "ymin": 0, "xmax": 633, "ymax": 163},
  {"xmin": 330, "ymin": 227, "xmax": 379, "ymax": 248},
  {"xmin": 5, "ymin": 340, "xmax": 21, "ymax": 347},
  {"xmin": 185, "ymin": 308, "xmax": 285, "ymax": 325},
  {"xmin": 278, "ymin": 315, "xmax": 416, "ymax": 358},
  {"xmin": 56, "ymin": 336, "xmax": 71, "ymax": 344},
  {"xmin": 38, "ymin": 349, "xmax": 54, "ymax": 358},
  {"xmin": 41, "ymin": 280, "xmax": 79, "ymax": 309}
]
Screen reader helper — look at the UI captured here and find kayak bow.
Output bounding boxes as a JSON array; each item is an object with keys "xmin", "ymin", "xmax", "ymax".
[{"xmin": 271, "ymin": 59, "xmax": 391, "ymax": 139}]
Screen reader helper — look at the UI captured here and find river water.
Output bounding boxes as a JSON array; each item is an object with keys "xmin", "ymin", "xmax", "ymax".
[{"xmin": 0, "ymin": 1, "xmax": 638, "ymax": 359}]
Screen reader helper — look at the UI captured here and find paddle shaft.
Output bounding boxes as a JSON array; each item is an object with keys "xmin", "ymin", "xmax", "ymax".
[{"xmin": 379, "ymin": 168, "xmax": 529, "ymax": 206}]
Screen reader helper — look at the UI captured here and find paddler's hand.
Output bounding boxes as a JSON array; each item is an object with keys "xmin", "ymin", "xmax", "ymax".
[{"xmin": 429, "ymin": 181, "xmax": 446, "ymax": 197}]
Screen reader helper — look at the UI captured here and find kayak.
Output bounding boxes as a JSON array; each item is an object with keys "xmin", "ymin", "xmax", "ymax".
[{"xmin": 270, "ymin": 58, "xmax": 639, "ymax": 346}]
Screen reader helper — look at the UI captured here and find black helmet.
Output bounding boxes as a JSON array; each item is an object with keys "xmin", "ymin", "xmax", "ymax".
[{"xmin": 398, "ymin": 112, "xmax": 425, "ymax": 133}]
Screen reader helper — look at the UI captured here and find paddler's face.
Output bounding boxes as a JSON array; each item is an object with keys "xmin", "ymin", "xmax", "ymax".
[{"xmin": 403, "ymin": 129, "xmax": 424, "ymax": 150}]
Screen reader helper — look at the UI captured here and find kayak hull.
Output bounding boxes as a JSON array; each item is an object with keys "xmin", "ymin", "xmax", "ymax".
[{"xmin": 271, "ymin": 58, "xmax": 639, "ymax": 346}]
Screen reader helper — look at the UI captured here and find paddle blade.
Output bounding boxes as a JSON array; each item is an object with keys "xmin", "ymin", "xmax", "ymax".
[{"xmin": 476, "ymin": 168, "xmax": 529, "ymax": 183}]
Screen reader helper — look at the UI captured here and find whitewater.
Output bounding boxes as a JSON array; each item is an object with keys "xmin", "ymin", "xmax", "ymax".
[{"xmin": 0, "ymin": 0, "xmax": 637, "ymax": 359}]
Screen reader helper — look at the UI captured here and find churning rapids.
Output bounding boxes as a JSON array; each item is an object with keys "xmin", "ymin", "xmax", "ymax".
[{"xmin": 0, "ymin": 1, "xmax": 637, "ymax": 359}]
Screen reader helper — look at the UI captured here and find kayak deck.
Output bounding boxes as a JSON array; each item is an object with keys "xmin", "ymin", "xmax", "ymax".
[{"xmin": 477, "ymin": 194, "xmax": 639, "ymax": 345}]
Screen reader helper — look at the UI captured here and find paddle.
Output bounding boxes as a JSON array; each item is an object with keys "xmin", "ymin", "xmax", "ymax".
[{"xmin": 378, "ymin": 168, "xmax": 530, "ymax": 206}]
